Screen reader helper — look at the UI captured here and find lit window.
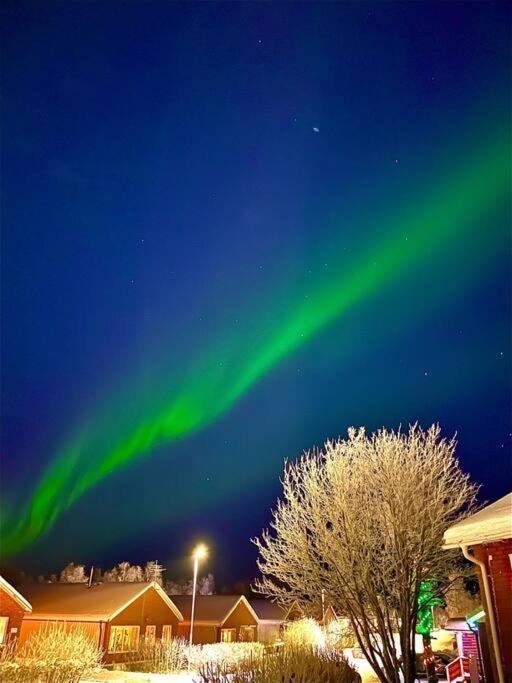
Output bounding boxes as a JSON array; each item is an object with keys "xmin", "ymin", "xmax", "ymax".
[
  {"xmin": 220, "ymin": 628, "xmax": 236, "ymax": 643},
  {"xmin": 145, "ymin": 625, "xmax": 156, "ymax": 645},
  {"xmin": 240, "ymin": 625, "xmax": 255, "ymax": 642},
  {"xmin": 162, "ymin": 625, "xmax": 172, "ymax": 643},
  {"xmin": 108, "ymin": 625, "xmax": 140, "ymax": 653},
  {"xmin": 0, "ymin": 617, "xmax": 9, "ymax": 644}
]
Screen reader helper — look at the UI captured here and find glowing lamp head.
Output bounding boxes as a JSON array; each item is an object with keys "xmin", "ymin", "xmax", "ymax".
[{"xmin": 193, "ymin": 543, "xmax": 208, "ymax": 561}]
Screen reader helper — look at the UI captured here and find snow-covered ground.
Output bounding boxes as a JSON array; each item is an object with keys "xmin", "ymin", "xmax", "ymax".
[{"xmin": 82, "ymin": 672, "xmax": 200, "ymax": 683}]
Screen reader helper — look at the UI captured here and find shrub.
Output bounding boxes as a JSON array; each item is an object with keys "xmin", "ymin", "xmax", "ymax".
[
  {"xmin": 199, "ymin": 645, "xmax": 361, "ymax": 683},
  {"xmin": 0, "ymin": 626, "xmax": 102, "ymax": 683},
  {"xmin": 283, "ymin": 617, "xmax": 326, "ymax": 649},
  {"xmin": 188, "ymin": 642, "xmax": 264, "ymax": 670},
  {"xmin": 125, "ymin": 638, "xmax": 187, "ymax": 673}
]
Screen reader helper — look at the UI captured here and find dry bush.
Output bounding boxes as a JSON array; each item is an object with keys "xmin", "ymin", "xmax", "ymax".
[
  {"xmin": 326, "ymin": 619, "xmax": 357, "ymax": 650},
  {"xmin": 0, "ymin": 625, "xmax": 102, "ymax": 682},
  {"xmin": 283, "ymin": 617, "xmax": 326, "ymax": 649},
  {"xmin": 188, "ymin": 641, "xmax": 264, "ymax": 670},
  {"xmin": 125, "ymin": 640, "xmax": 264, "ymax": 674},
  {"xmin": 125, "ymin": 637, "xmax": 187, "ymax": 673},
  {"xmin": 199, "ymin": 645, "xmax": 360, "ymax": 683}
]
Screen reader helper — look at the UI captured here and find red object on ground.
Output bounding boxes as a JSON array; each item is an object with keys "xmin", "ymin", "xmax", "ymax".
[{"xmin": 447, "ymin": 657, "xmax": 470, "ymax": 683}]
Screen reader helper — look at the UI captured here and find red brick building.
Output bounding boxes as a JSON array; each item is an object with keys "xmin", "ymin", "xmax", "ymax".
[
  {"xmin": 444, "ymin": 492, "xmax": 512, "ymax": 683},
  {"xmin": 0, "ymin": 576, "xmax": 32, "ymax": 648},
  {"xmin": 18, "ymin": 581, "xmax": 183, "ymax": 664}
]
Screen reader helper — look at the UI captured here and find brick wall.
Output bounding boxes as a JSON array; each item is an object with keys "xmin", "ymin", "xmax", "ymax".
[
  {"xmin": 0, "ymin": 587, "xmax": 28, "ymax": 647},
  {"xmin": 475, "ymin": 540, "xmax": 512, "ymax": 682}
]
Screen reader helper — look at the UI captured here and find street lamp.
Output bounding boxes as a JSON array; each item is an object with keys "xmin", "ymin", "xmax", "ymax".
[{"xmin": 189, "ymin": 543, "xmax": 208, "ymax": 649}]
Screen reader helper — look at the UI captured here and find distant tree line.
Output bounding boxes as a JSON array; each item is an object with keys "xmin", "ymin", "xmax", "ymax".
[{"xmin": 34, "ymin": 560, "xmax": 215, "ymax": 595}]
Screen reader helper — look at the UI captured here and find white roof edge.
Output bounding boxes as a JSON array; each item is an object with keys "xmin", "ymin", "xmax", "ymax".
[
  {"xmin": 221, "ymin": 596, "xmax": 260, "ymax": 625},
  {"xmin": 109, "ymin": 582, "xmax": 183, "ymax": 622},
  {"xmin": 23, "ymin": 613, "xmax": 107, "ymax": 622},
  {"xmin": 0, "ymin": 575, "xmax": 32, "ymax": 612},
  {"xmin": 443, "ymin": 493, "xmax": 512, "ymax": 548}
]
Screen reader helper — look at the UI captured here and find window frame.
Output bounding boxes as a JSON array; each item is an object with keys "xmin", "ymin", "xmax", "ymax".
[
  {"xmin": 220, "ymin": 628, "xmax": 236, "ymax": 643},
  {"xmin": 108, "ymin": 625, "xmax": 140, "ymax": 653},
  {"xmin": 145, "ymin": 624, "xmax": 156, "ymax": 645},
  {"xmin": 161, "ymin": 625, "xmax": 173, "ymax": 643},
  {"xmin": 0, "ymin": 617, "xmax": 9, "ymax": 645},
  {"xmin": 239, "ymin": 625, "xmax": 256, "ymax": 642}
]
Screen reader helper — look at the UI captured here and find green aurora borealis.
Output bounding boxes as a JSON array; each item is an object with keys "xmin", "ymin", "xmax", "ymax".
[{"xmin": 2, "ymin": 123, "xmax": 509, "ymax": 557}]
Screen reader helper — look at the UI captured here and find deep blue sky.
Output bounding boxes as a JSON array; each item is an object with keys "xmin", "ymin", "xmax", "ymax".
[{"xmin": 1, "ymin": 1, "xmax": 510, "ymax": 586}]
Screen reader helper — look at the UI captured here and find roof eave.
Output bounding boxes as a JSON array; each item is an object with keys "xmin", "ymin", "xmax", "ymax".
[{"xmin": 443, "ymin": 532, "xmax": 511, "ymax": 549}]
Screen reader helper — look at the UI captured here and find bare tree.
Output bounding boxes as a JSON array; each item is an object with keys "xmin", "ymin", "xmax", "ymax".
[{"xmin": 254, "ymin": 424, "xmax": 478, "ymax": 683}]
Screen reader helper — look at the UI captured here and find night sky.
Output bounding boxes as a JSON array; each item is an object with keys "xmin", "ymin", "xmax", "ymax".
[{"xmin": 1, "ymin": 1, "xmax": 511, "ymax": 587}]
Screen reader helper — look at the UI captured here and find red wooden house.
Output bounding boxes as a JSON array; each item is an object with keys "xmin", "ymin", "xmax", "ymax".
[
  {"xmin": 18, "ymin": 581, "xmax": 183, "ymax": 663},
  {"xmin": 172, "ymin": 595, "xmax": 259, "ymax": 644},
  {"xmin": 250, "ymin": 599, "xmax": 286, "ymax": 643},
  {"xmin": 0, "ymin": 576, "xmax": 32, "ymax": 648}
]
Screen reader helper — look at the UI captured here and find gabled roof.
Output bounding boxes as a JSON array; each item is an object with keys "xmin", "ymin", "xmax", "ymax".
[
  {"xmin": 171, "ymin": 595, "xmax": 258, "ymax": 625},
  {"xmin": 0, "ymin": 576, "xmax": 32, "ymax": 612},
  {"xmin": 443, "ymin": 493, "xmax": 512, "ymax": 548},
  {"xmin": 250, "ymin": 599, "xmax": 286, "ymax": 622},
  {"xmin": 20, "ymin": 582, "xmax": 183, "ymax": 623},
  {"xmin": 324, "ymin": 604, "xmax": 341, "ymax": 622}
]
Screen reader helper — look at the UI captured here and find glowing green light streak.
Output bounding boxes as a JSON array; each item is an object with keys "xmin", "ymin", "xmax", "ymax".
[{"xmin": 1, "ymin": 129, "xmax": 509, "ymax": 555}]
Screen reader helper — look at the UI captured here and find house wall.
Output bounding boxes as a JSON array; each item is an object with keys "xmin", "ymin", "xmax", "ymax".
[
  {"xmin": 177, "ymin": 623, "xmax": 218, "ymax": 644},
  {"xmin": 258, "ymin": 622, "xmax": 281, "ymax": 643},
  {"xmin": 0, "ymin": 587, "xmax": 28, "ymax": 647},
  {"xmin": 176, "ymin": 602, "xmax": 258, "ymax": 644},
  {"xmin": 475, "ymin": 540, "xmax": 512, "ymax": 683},
  {"xmin": 222, "ymin": 600, "xmax": 258, "ymax": 641},
  {"xmin": 104, "ymin": 587, "xmax": 181, "ymax": 663}
]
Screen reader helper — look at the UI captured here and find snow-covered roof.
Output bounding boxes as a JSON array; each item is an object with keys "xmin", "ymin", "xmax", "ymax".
[
  {"xmin": 249, "ymin": 599, "xmax": 286, "ymax": 622},
  {"xmin": 0, "ymin": 575, "xmax": 32, "ymax": 612},
  {"xmin": 443, "ymin": 493, "xmax": 512, "ymax": 548},
  {"xmin": 171, "ymin": 595, "xmax": 258, "ymax": 625},
  {"xmin": 20, "ymin": 581, "xmax": 183, "ymax": 622}
]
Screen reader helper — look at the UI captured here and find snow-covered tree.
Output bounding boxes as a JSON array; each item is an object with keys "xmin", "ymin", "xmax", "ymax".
[
  {"xmin": 144, "ymin": 560, "xmax": 164, "ymax": 585},
  {"xmin": 102, "ymin": 562, "xmax": 144, "ymax": 582},
  {"xmin": 165, "ymin": 573, "xmax": 215, "ymax": 595},
  {"xmin": 59, "ymin": 563, "xmax": 87, "ymax": 583},
  {"xmin": 198, "ymin": 573, "xmax": 215, "ymax": 595},
  {"xmin": 102, "ymin": 566, "xmax": 119, "ymax": 582},
  {"xmin": 434, "ymin": 577, "xmax": 481, "ymax": 628},
  {"xmin": 254, "ymin": 424, "xmax": 479, "ymax": 683}
]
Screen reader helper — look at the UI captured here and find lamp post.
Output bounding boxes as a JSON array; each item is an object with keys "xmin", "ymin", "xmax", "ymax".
[{"xmin": 189, "ymin": 543, "xmax": 208, "ymax": 650}]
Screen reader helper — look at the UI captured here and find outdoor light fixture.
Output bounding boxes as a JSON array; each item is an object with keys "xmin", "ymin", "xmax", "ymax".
[
  {"xmin": 189, "ymin": 543, "xmax": 208, "ymax": 652},
  {"xmin": 193, "ymin": 543, "xmax": 208, "ymax": 561}
]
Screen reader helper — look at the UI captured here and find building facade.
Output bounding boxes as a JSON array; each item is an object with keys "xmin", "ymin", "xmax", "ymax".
[
  {"xmin": 172, "ymin": 595, "xmax": 259, "ymax": 644},
  {"xmin": 18, "ymin": 581, "xmax": 183, "ymax": 664},
  {"xmin": 0, "ymin": 576, "xmax": 32, "ymax": 648},
  {"xmin": 444, "ymin": 492, "xmax": 512, "ymax": 683}
]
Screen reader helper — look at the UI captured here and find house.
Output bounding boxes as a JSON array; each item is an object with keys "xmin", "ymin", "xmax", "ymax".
[
  {"xmin": 250, "ymin": 599, "xmax": 286, "ymax": 643},
  {"xmin": 172, "ymin": 595, "xmax": 259, "ymax": 644},
  {"xmin": 18, "ymin": 581, "xmax": 183, "ymax": 663},
  {"xmin": 443, "ymin": 492, "xmax": 512, "ymax": 683},
  {"xmin": 0, "ymin": 576, "xmax": 32, "ymax": 648}
]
